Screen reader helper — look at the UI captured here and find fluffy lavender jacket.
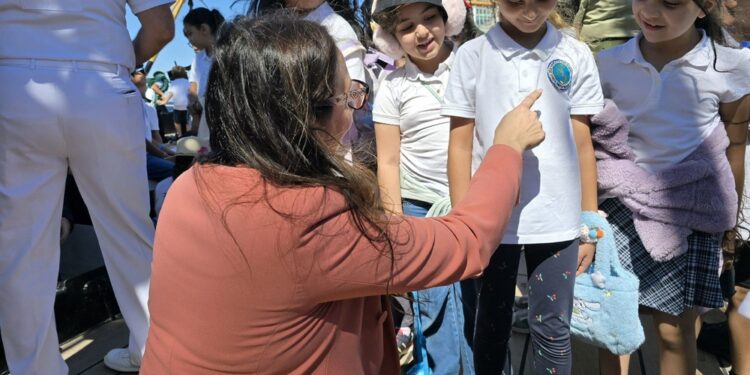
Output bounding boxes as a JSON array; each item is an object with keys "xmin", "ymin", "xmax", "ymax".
[{"xmin": 591, "ymin": 100, "xmax": 737, "ymax": 262}]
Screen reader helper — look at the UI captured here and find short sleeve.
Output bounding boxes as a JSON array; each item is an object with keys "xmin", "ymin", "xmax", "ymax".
[
  {"xmin": 569, "ymin": 42, "xmax": 604, "ymax": 115},
  {"xmin": 372, "ymin": 75, "xmax": 401, "ymax": 126},
  {"xmin": 146, "ymin": 106, "xmax": 159, "ymax": 131},
  {"xmin": 441, "ymin": 43, "xmax": 478, "ymax": 119},
  {"xmin": 128, "ymin": 0, "xmax": 173, "ymax": 15},
  {"xmin": 188, "ymin": 54, "xmax": 198, "ymax": 83},
  {"xmin": 719, "ymin": 47, "xmax": 750, "ymax": 103}
]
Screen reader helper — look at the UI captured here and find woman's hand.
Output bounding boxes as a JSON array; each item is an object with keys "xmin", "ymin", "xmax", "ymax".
[{"xmin": 493, "ymin": 89, "xmax": 545, "ymax": 153}]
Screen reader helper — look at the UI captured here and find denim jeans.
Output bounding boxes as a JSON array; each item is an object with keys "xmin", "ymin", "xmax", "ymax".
[
  {"xmin": 402, "ymin": 199, "xmax": 475, "ymax": 375},
  {"xmin": 146, "ymin": 153, "xmax": 174, "ymax": 182}
]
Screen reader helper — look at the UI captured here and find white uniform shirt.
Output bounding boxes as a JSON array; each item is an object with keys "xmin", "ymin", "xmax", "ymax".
[
  {"xmin": 143, "ymin": 102, "xmax": 159, "ymax": 142},
  {"xmin": 167, "ymin": 78, "xmax": 190, "ymax": 110},
  {"xmin": 442, "ymin": 23, "xmax": 604, "ymax": 244},
  {"xmin": 0, "ymin": 0, "xmax": 173, "ymax": 70},
  {"xmin": 597, "ymin": 33, "xmax": 750, "ymax": 173},
  {"xmin": 305, "ymin": 2, "xmax": 366, "ymax": 82},
  {"xmin": 189, "ymin": 50, "xmax": 213, "ymax": 99},
  {"xmin": 373, "ymin": 53, "xmax": 455, "ymax": 197}
]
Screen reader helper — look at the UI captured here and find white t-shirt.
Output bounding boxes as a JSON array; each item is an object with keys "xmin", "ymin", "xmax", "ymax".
[
  {"xmin": 373, "ymin": 53, "xmax": 454, "ymax": 197},
  {"xmin": 0, "ymin": 0, "xmax": 173, "ymax": 71},
  {"xmin": 189, "ymin": 50, "xmax": 213, "ymax": 99},
  {"xmin": 146, "ymin": 80, "xmax": 164, "ymax": 104},
  {"xmin": 154, "ymin": 176, "xmax": 173, "ymax": 218},
  {"xmin": 597, "ymin": 33, "xmax": 750, "ymax": 173},
  {"xmin": 190, "ymin": 50, "xmax": 213, "ymax": 149},
  {"xmin": 143, "ymin": 102, "xmax": 159, "ymax": 142},
  {"xmin": 442, "ymin": 23, "xmax": 604, "ymax": 244},
  {"xmin": 167, "ymin": 78, "xmax": 190, "ymax": 110},
  {"xmin": 305, "ymin": 2, "xmax": 366, "ymax": 82}
]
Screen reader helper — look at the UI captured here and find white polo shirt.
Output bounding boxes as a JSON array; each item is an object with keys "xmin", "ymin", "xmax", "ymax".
[
  {"xmin": 442, "ymin": 22, "xmax": 604, "ymax": 244},
  {"xmin": 0, "ymin": 0, "xmax": 173, "ymax": 71},
  {"xmin": 143, "ymin": 102, "xmax": 159, "ymax": 142},
  {"xmin": 305, "ymin": 2, "xmax": 366, "ymax": 82},
  {"xmin": 373, "ymin": 53, "xmax": 455, "ymax": 197},
  {"xmin": 189, "ymin": 50, "xmax": 213, "ymax": 99},
  {"xmin": 167, "ymin": 78, "xmax": 190, "ymax": 110},
  {"xmin": 597, "ymin": 33, "xmax": 750, "ymax": 173}
]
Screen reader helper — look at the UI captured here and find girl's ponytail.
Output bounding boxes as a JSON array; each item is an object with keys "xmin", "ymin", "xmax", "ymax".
[{"xmin": 211, "ymin": 9, "xmax": 227, "ymax": 31}]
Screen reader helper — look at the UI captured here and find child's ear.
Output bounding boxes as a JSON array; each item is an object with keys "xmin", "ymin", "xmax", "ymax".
[
  {"xmin": 200, "ymin": 23, "xmax": 212, "ymax": 35},
  {"xmin": 698, "ymin": 0, "xmax": 716, "ymax": 18}
]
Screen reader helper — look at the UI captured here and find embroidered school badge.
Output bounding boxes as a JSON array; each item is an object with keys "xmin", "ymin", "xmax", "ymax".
[{"xmin": 546, "ymin": 59, "xmax": 572, "ymax": 91}]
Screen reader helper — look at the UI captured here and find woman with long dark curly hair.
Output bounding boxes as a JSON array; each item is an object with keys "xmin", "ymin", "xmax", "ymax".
[{"xmin": 141, "ymin": 14, "xmax": 544, "ymax": 374}]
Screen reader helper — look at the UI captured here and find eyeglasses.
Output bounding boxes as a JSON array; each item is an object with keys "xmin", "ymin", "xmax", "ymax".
[{"xmin": 321, "ymin": 79, "xmax": 370, "ymax": 110}]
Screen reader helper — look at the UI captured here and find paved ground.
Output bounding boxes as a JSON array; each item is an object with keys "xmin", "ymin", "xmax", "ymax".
[{"xmin": 64, "ymin": 314, "xmax": 730, "ymax": 375}]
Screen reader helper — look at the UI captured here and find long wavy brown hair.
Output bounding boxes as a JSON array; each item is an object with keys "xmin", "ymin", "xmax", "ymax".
[{"xmin": 198, "ymin": 14, "xmax": 396, "ymax": 282}]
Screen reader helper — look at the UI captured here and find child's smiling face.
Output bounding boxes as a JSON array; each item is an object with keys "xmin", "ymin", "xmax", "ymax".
[
  {"xmin": 393, "ymin": 3, "xmax": 447, "ymax": 64},
  {"xmin": 632, "ymin": 0, "xmax": 709, "ymax": 44},
  {"xmin": 498, "ymin": 0, "xmax": 557, "ymax": 35}
]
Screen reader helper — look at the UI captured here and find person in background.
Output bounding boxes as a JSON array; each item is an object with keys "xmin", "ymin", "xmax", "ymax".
[
  {"xmin": 134, "ymin": 70, "xmax": 175, "ymax": 182},
  {"xmin": 154, "ymin": 136, "xmax": 201, "ymax": 219},
  {"xmin": 573, "ymin": 0, "xmax": 639, "ymax": 52},
  {"xmin": 0, "ymin": 1, "xmax": 174, "ymax": 374},
  {"xmin": 183, "ymin": 7, "xmax": 225, "ymax": 147},
  {"xmin": 140, "ymin": 15, "xmax": 545, "ymax": 375},
  {"xmin": 158, "ymin": 65, "xmax": 191, "ymax": 137}
]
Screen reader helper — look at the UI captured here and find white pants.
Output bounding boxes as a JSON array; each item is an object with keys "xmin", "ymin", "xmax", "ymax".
[{"xmin": 0, "ymin": 59, "xmax": 153, "ymax": 375}]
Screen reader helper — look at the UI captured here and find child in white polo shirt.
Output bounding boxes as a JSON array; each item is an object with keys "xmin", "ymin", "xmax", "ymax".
[
  {"xmin": 442, "ymin": 2, "xmax": 603, "ymax": 374},
  {"xmin": 371, "ymin": 0, "xmax": 474, "ymax": 373},
  {"xmin": 596, "ymin": 0, "xmax": 750, "ymax": 373}
]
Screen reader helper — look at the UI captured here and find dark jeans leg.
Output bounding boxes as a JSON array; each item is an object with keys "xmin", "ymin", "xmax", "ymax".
[
  {"xmin": 473, "ymin": 244, "xmax": 522, "ymax": 374},
  {"xmin": 524, "ymin": 240, "xmax": 578, "ymax": 375}
]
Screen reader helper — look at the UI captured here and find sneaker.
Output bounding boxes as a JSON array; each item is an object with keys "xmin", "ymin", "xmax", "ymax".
[{"xmin": 103, "ymin": 348, "xmax": 140, "ymax": 373}]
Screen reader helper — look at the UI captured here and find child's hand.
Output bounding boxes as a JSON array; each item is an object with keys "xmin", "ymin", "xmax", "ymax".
[{"xmin": 576, "ymin": 243, "xmax": 595, "ymax": 276}]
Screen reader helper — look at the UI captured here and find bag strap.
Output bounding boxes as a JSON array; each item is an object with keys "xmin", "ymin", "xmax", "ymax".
[
  {"xmin": 411, "ymin": 291, "xmax": 432, "ymax": 374},
  {"xmin": 582, "ymin": 211, "xmax": 614, "ymax": 276}
]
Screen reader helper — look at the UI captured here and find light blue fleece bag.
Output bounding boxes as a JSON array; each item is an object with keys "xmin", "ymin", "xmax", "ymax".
[{"xmin": 571, "ymin": 212, "xmax": 645, "ymax": 355}]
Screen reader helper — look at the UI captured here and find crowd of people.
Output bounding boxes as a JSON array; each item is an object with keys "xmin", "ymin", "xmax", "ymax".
[{"xmin": 0, "ymin": 0, "xmax": 749, "ymax": 374}]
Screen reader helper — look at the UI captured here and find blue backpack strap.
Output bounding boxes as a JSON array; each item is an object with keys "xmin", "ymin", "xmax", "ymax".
[{"xmin": 408, "ymin": 291, "xmax": 432, "ymax": 375}]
